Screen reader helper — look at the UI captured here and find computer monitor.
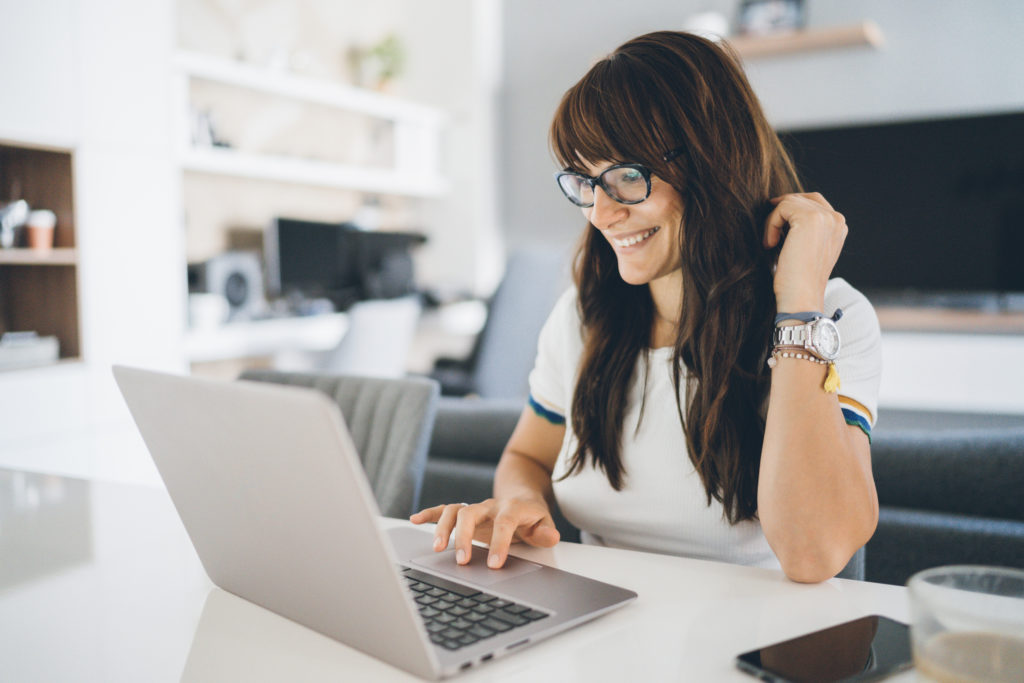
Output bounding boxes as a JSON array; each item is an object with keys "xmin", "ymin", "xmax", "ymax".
[{"xmin": 264, "ymin": 217, "xmax": 426, "ymax": 310}]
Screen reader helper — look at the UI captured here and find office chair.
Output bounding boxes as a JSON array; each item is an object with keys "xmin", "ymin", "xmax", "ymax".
[
  {"xmin": 239, "ymin": 369, "xmax": 439, "ymax": 517},
  {"xmin": 431, "ymin": 247, "xmax": 569, "ymax": 399}
]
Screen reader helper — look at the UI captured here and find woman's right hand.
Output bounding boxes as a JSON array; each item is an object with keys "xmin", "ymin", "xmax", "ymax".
[{"xmin": 410, "ymin": 497, "xmax": 561, "ymax": 569}]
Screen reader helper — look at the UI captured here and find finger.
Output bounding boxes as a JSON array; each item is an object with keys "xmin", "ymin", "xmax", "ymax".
[
  {"xmin": 486, "ymin": 513, "xmax": 523, "ymax": 569},
  {"xmin": 769, "ymin": 192, "xmax": 833, "ymax": 210},
  {"xmin": 452, "ymin": 502, "xmax": 490, "ymax": 565},
  {"xmin": 409, "ymin": 503, "xmax": 446, "ymax": 524},
  {"xmin": 763, "ymin": 202, "xmax": 790, "ymax": 249},
  {"xmin": 520, "ymin": 517, "xmax": 561, "ymax": 548},
  {"xmin": 432, "ymin": 503, "xmax": 467, "ymax": 552}
]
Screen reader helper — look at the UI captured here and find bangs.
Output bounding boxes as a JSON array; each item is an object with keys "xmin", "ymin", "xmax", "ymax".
[{"xmin": 550, "ymin": 55, "xmax": 676, "ymax": 174}]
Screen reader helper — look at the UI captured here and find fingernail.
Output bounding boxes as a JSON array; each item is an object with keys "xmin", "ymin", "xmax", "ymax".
[
  {"xmin": 433, "ymin": 536, "xmax": 443, "ymax": 551},
  {"xmin": 456, "ymin": 549, "xmax": 467, "ymax": 564},
  {"xmin": 488, "ymin": 554, "xmax": 501, "ymax": 569}
]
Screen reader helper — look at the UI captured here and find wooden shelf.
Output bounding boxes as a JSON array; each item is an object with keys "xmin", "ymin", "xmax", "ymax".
[
  {"xmin": 0, "ymin": 248, "xmax": 78, "ymax": 266},
  {"xmin": 730, "ymin": 21, "xmax": 884, "ymax": 59},
  {"xmin": 877, "ymin": 306, "xmax": 1024, "ymax": 335}
]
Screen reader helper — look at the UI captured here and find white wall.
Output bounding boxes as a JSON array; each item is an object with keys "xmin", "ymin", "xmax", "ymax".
[
  {"xmin": 0, "ymin": 0, "xmax": 185, "ymax": 476},
  {"xmin": 497, "ymin": 0, "xmax": 1024, "ymax": 414}
]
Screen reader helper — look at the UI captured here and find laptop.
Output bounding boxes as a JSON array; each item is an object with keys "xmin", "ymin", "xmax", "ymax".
[{"xmin": 113, "ymin": 366, "xmax": 636, "ymax": 679}]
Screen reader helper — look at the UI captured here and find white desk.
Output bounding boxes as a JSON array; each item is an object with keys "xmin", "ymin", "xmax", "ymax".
[
  {"xmin": 183, "ymin": 313, "xmax": 349, "ymax": 363},
  {"xmin": 0, "ymin": 469, "xmax": 917, "ymax": 682}
]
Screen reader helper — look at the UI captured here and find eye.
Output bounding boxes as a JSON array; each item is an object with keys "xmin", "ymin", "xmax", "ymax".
[{"xmin": 620, "ymin": 169, "xmax": 644, "ymax": 183}]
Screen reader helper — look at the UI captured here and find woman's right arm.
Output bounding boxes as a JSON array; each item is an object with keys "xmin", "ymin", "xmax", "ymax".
[{"xmin": 410, "ymin": 406, "xmax": 565, "ymax": 569}]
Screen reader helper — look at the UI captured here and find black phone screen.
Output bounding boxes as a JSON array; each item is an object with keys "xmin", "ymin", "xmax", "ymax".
[{"xmin": 735, "ymin": 615, "xmax": 912, "ymax": 683}]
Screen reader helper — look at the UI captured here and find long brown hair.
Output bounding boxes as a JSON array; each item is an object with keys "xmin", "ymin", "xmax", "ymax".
[{"xmin": 549, "ymin": 31, "xmax": 802, "ymax": 523}]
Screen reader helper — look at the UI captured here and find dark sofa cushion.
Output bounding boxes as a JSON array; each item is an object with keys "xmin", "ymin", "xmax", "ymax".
[
  {"xmin": 871, "ymin": 428, "xmax": 1024, "ymax": 521},
  {"xmin": 867, "ymin": 506, "xmax": 1024, "ymax": 586}
]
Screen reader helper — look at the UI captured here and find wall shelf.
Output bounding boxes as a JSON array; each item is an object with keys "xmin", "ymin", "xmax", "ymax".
[
  {"xmin": 174, "ymin": 50, "xmax": 446, "ymax": 197},
  {"xmin": 0, "ymin": 248, "xmax": 78, "ymax": 266},
  {"xmin": 730, "ymin": 21, "xmax": 884, "ymax": 59},
  {"xmin": 175, "ymin": 51, "xmax": 443, "ymax": 125},
  {"xmin": 181, "ymin": 147, "xmax": 447, "ymax": 197}
]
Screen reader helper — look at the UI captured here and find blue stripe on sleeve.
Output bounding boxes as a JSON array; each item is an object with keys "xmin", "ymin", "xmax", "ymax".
[
  {"xmin": 528, "ymin": 394, "xmax": 565, "ymax": 426},
  {"xmin": 842, "ymin": 407, "xmax": 872, "ymax": 443}
]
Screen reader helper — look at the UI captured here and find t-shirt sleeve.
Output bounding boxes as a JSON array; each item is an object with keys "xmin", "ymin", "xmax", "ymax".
[
  {"xmin": 825, "ymin": 278, "xmax": 883, "ymax": 439},
  {"xmin": 526, "ymin": 287, "xmax": 580, "ymax": 425}
]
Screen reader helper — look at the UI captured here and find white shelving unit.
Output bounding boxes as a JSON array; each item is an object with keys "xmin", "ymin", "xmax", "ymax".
[{"xmin": 173, "ymin": 51, "xmax": 448, "ymax": 197}]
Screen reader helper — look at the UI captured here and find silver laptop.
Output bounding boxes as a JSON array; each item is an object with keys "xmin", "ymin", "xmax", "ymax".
[{"xmin": 113, "ymin": 365, "xmax": 636, "ymax": 679}]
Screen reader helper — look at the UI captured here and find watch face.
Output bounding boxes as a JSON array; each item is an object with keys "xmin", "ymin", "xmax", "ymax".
[{"xmin": 813, "ymin": 319, "xmax": 841, "ymax": 360}]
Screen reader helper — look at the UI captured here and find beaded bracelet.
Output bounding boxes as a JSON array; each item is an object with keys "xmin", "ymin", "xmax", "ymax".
[{"xmin": 767, "ymin": 347, "xmax": 841, "ymax": 393}]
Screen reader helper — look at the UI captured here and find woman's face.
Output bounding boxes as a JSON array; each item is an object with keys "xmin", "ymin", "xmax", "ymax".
[{"xmin": 580, "ymin": 159, "xmax": 684, "ymax": 287}]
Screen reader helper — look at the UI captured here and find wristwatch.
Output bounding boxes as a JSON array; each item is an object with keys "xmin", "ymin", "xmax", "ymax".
[{"xmin": 772, "ymin": 315, "xmax": 841, "ymax": 361}]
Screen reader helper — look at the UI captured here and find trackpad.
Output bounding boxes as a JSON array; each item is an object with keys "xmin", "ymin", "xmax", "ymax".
[{"xmin": 411, "ymin": 544, "xmax": 542, "ymax": 586}]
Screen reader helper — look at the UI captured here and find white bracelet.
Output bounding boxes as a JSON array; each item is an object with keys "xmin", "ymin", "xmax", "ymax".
[{"xmin": 767, "ymin": 347, "xmax": 841, "ymax": 393}]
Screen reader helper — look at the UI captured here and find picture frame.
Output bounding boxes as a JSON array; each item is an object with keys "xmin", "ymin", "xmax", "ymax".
[{"xmin": 736, "ymin": 0, "xmax": 806, "ymax": 36}]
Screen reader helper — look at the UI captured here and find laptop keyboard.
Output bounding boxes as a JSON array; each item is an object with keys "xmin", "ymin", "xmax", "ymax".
[{"xmin": 401, "ymin": 567, "xmax": 550, "ymax": 651}]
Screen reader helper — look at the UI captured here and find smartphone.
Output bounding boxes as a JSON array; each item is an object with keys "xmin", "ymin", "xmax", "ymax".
[{"xmin": 735, "ymin": 615, "xmax": 912, "ymax": 683}]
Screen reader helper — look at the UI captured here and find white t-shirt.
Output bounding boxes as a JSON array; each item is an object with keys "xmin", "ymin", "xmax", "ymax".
[{"xmin": 527, "ymin": 278, "xmax": 882, "ymax": 569}]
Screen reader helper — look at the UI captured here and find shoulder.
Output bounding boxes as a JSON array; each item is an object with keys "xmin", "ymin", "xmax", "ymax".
[
  {"xmin": 545, "ymin": 285, "xmax": 582, "ymax": 335},
  {"xmin": 825, "ymin": 278, "xmax": 881, "ymax": 341}
]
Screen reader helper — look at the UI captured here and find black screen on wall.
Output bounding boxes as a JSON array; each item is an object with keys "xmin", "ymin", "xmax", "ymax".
[{"xmin": 778, "ymin": 110, "xmax": 1024, "ymax": 300}]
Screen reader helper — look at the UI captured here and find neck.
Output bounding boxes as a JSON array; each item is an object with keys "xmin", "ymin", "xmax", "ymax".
[
  {"xmin": 649, "ymin": 270, "xmax": 683, "ymax": 324},
  {"xmin": 649, "ymin": 270, "xmax": 683, "ymax": 347}
]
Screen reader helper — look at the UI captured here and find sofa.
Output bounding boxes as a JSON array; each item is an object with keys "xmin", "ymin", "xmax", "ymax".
[{"xmin": 421, "ymin": 401, "xmax": 1024, "ymax": 584}]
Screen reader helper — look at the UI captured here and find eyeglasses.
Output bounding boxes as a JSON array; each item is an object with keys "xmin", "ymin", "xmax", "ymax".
[{"xmin": 553, "ymin": 147, "xmax": 685, "ymax": 208}]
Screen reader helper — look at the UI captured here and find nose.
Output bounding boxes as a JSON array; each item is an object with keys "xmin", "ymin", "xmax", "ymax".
[{"xmin": 586, "ymin": 185, "xmax": 626, "ymax": 229}]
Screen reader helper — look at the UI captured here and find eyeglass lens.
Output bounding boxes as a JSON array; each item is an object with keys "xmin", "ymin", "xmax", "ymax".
[{"xmin": 558, "ymin": 166, "xmax": 650, "ymax": 207}]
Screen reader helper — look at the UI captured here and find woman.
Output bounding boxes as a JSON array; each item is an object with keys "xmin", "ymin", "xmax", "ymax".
[{"xmin": 412, "ymin": 31, "xmax": 881, "ymax": 583}]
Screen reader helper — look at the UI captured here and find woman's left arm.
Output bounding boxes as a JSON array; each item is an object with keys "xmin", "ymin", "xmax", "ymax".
[{"xmin": 759, "ymin": 192, "xmax": 879, "ymax": 583}]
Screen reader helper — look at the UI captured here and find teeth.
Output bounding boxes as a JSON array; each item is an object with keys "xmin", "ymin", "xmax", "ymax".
[{"xmin": 612, "ymin": 226, "xmax": 659, "ymax": 248}]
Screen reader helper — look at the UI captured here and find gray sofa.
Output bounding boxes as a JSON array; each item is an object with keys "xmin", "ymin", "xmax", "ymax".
[{"xmin": 421, "ymin": 401, "xmax": 1024, "ymax": 584}]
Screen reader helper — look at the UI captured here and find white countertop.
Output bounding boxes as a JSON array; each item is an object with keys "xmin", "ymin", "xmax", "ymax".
[{"xmin": 0, "ymin": 468, "xmax": 920, "ymax": 682}]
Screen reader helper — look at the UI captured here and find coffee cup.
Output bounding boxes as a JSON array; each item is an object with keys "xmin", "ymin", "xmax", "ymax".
[
  {"xmin": 26, "ymin": 210, "xmax": 57, "ymax": 250},
  {"xmin": 908, "ymin": 565, "xmax": 1024, "ymax": 682}
]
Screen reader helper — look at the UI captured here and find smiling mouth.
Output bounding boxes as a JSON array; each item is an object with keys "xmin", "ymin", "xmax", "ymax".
[{"xmin": 611, "ymin": 226, "xmax": 659, "ymax": 248}]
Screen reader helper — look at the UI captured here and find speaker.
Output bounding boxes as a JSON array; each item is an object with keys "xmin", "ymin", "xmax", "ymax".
[{"xmin": 188, "ymin": 251, "xmax": 265, "ymax": 320}]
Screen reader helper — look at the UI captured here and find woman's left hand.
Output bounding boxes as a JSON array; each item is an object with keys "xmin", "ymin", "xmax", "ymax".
[{"xmin": 763, "ymin": 192, "xmax": 848, "ymax": 313}]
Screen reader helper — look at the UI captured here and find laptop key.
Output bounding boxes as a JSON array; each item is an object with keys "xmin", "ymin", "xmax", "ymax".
[
  {"xmin": 436, "ymin": 613, "xmax": 456, "ymax": 624},
  {"xmin": 464, "ymin": 612, "xmax": 487, "ymax": 622},
  {"xmin": 434, "ymin": 600, "xmax": 454, "ymax": 611},
  {"xmin": 468, "ymin": 624, "xmax": 495, "ymax": 639},
  {"xmin": 448, "ymin": 606, "xmax": 470, "ymax": 617},
  {"xmin": 523, "ymin": 609, "xmax": 549, "ymax": 621},
  {"xmin": 427, "ymin": 622, "xmax": 448, "ymax": 634},
  {"xmin": 441, "ymin": 628, "xmax": 464, "ymax": 640},
  {"xmin": 491, "ymin": 610, "xmax": 528, "ymax": 627},
  {"xmin": 451, "ymin": 618, "xmax": 473, "ymax": 630},
  {"xmin": 456, "ymin": 598, "xmax": 478, "ymax": 609},
  {"xmin": 401, "ymin": 568, "xmax": 481, "ymax": 598},
  {"xmin": 426, "ymin": 587, "xmax": 446, "ymax": 598},
  {"xmin": 481, "ymin": 618, "xmax": 512, "ymax": 633},
  {"xmin": 458, "ymin": 634, "xmax": 479, "ymax": 646},
  {"xmin": 475, "ymin": 604, "xmax": 494, "ymax": 614},
  {"xmin": 430, "ymin": 633, "xmax": 447, "ymax": 645},
  {"xmin": 416, "ymin": 595, "xmax": 438, "ymax": 606},
  {"xmin": 474, "ymin": 594, "xmax": 498, "ymax": 604},
  {"xmin": 442, "ymin": 639, "xmax": 463, "ymax": 650},
  {"xmin": 503, "ymin": 603, "xmax": 530, "ymax": 614},
  {"xmin": 419, "ymin": 606, "xmax": 441, "ymax": 618},
  {"xmin": 490, "ymin": 598, "xmax": 513, "ymax": 609}
]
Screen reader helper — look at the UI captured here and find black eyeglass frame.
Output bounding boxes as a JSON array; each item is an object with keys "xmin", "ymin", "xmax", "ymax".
[{"xmin": 553, "ymin": 146, "xmax": 686, "ymax": 208}]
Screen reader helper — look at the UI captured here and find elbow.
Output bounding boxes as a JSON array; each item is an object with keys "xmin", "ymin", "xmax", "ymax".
[
  {"xmin": 776, "ymin": 522, "xmax": 878, "ymax": 584},
  {"xmin": 779, "ymin": 553, "xmax": 848, "ymax": 584}
]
